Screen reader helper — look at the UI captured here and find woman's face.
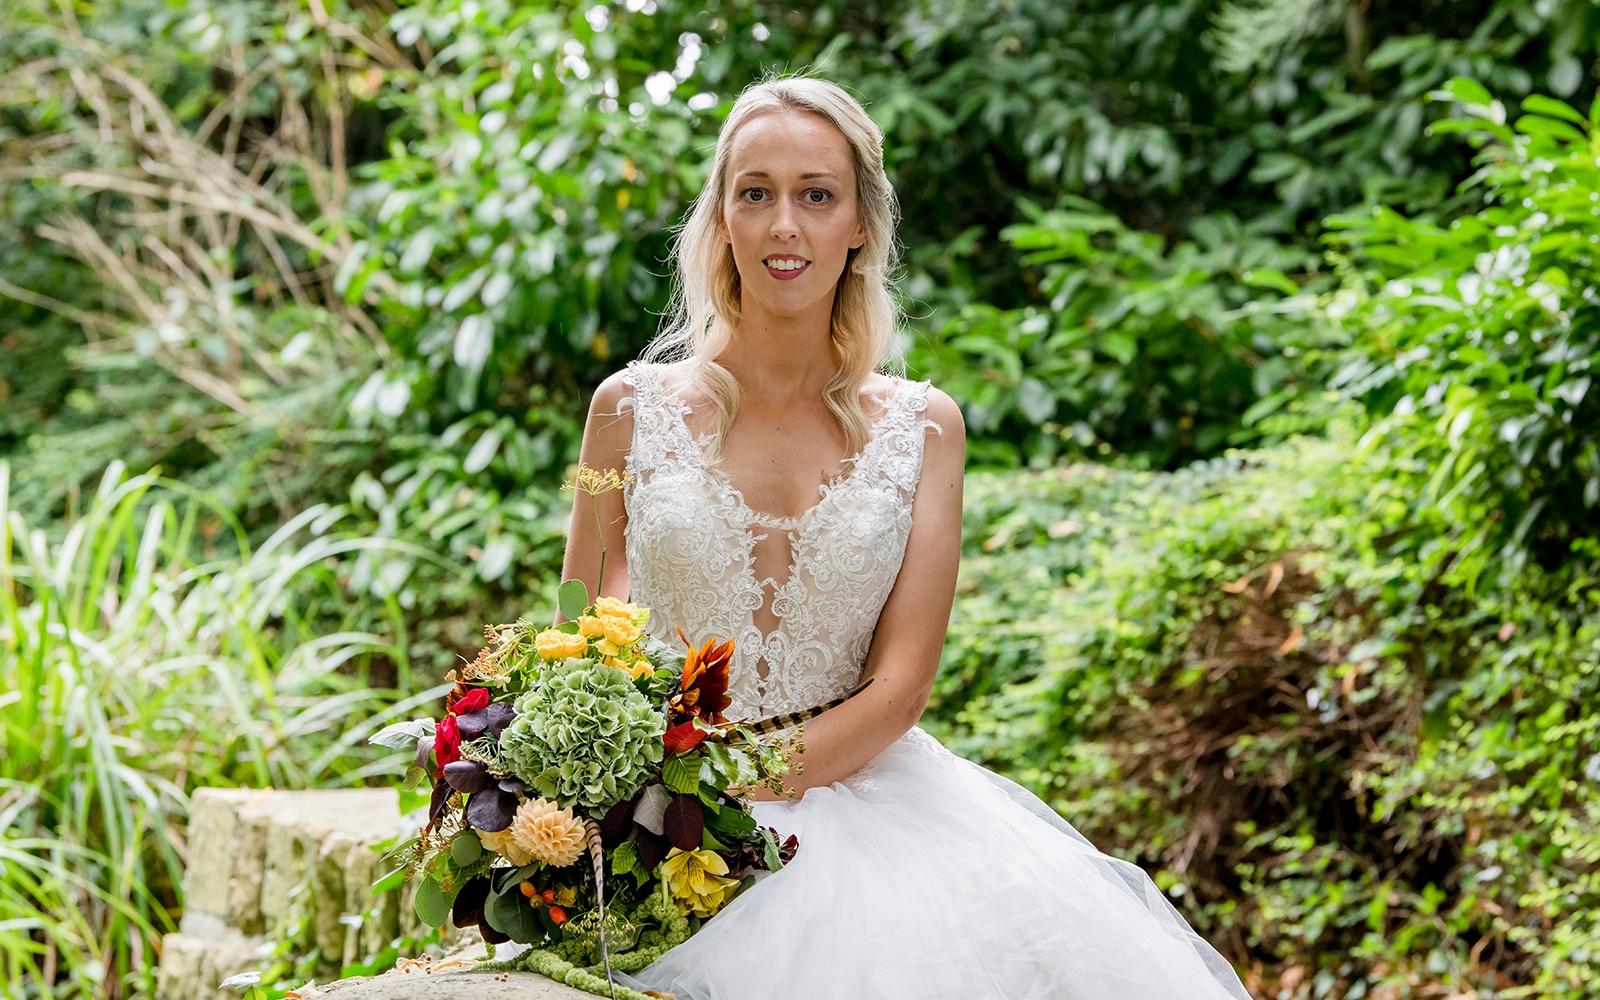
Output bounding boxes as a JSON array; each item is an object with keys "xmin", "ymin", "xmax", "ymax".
[{"xmin": 717, "ymin": 109, "xmax": 866, "ymax": 318}]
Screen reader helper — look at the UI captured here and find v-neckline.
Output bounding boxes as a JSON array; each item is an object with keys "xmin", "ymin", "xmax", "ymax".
[{"xmin": 652, "ymin": 364, "xmax": 905, "ymax": 531}]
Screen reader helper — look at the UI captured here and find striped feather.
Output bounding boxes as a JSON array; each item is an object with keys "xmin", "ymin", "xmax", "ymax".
[
  {"xmin": 584, "ymin": 817, "xmax": 618, "ymax": 999},
  {"xmin": 719, "ymin": 677, "xmax": 875, "ymax": 737}
]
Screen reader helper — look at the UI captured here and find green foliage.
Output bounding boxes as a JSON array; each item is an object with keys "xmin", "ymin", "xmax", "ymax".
[
  {"xmin": 927, "ymin": 413, "xmax": 1600, "ymax": 997},
  {"xmin": 1321, "ymin": 80, "xmax": 1600, "ymax": 593},
  {"xmin": 4, "ymin": 1, "xmax": 1600, "ymax": 997},
  {"xmin": 912, "ymin": 198, "xmax": 1334, "ymax": 469},
  {"xmin": 0, "ymin": 462, "xmax": 446, "ymax": 998}
]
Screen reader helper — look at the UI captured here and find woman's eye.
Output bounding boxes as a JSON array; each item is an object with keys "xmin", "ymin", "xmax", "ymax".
[{"xmin": 740, "ymin": 188, "xmax": 831, "ymax": 204}]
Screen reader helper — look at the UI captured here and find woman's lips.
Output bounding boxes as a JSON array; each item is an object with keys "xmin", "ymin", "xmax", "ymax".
[{"xmin": 764, "ymin": 260, "xmax": 809, "ymax": 281}]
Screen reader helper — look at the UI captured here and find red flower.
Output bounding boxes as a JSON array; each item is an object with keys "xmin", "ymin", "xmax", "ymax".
[
  {"xmin": 663, "ymin": 718, "xmax": 711, "ymax": 756},
  {"xmin": 447, "ymin": 686, "xmax": 490, "ymax": 716},
  {"xmin": 434, "ymin": 714, "xmax": 462, "ymax": 777}
]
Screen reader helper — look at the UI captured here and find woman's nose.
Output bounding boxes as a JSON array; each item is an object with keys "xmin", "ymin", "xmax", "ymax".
[{"xmin": 770, "ymin": 201, "xmax": 799, "ymax": 239}]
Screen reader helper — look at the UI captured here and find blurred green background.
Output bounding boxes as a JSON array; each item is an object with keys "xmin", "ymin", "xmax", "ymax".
[{"xmin": 3, "ymin": 0, "xmax": 1599, "ymax": 997}]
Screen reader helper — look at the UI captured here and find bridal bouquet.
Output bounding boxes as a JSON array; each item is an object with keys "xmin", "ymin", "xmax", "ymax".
[{"xmin": 368, "ymin": 464, "xmax": 871, "ymax": 1000}]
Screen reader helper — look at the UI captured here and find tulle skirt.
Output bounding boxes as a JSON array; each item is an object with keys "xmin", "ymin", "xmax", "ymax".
[{"xmin": 598, "ymin": 725, "xmax": 1254, "ymax": 1000}]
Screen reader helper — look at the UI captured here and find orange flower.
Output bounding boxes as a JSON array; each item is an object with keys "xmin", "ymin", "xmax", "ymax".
[{"xmin": 669, "ymin": 626, "xmax": 733, "ymax": 726}]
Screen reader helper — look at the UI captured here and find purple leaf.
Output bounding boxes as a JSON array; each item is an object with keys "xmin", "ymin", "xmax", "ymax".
[
  {"xmin": 451, "ymin": 875, "xmax": 490, "ymax": 929},
  {"xmin": 484, "ymin": 702, "xmax": 516, "ymax": 737},
  {"xmin": 444, "ymin": 760, "xmax": 494, "ymax": 793},
  {"xmin": 663, "ymin": 793, "xmax": 704, "ymax": 851},
  {"xmin": 635, "ymin": 830, "xmax": 668, "ymax": 871},
  {"xmin": 428, "ymin": 779, "xmax": 452, "ymax": 826},
  {"xmin": 466, "ymin": 789, "xmax": 517, "ymax": 832},
  {"xmin": 456, "ymin": 709, "xmax": 489, "ymax": 741}
]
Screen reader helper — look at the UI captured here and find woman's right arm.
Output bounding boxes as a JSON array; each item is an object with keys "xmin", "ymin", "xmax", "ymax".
[{"xmin": 554, "ymin": 370, "xmax": 635, "ymax": 625}]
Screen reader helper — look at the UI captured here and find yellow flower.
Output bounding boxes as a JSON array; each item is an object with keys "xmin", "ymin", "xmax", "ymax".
[
  {"xmin": 555, "ymin": 885, "xmax": 578, "ymax": 907},
  {"xmin": 602, "ymin": 656, "xmax": 631, "ymax": 672},
  {"xmin": 628, "ymin": 661, "xmax": 656, "ymax": 681},
  {"xmin": 660, "ymin": 847, "xmax": 742, "ymax": 918},
  {"xmin": 578, "ymin": 615, "xmax": 608, "ymax": 638},
  {"xmin": 592, "ymin": 596, "xmax": 637, "ymax": 622},
  {"xmin": 535, "ymin": 629, "xmax": 589, "ymax": 660},
  {"xmin": 477, "ymin": 825, "xmax": 535, "ymax": 867},
  {"xmin": 595, "ymin": 637, "xmax": 621, "ymax": 658},
  {"xmin": 601, "ymin": 615, "xmax": 641, "ymax": 646},
  {"xmin": 509, "ymin": 797, "xmax": 588, "ymax": 868}
]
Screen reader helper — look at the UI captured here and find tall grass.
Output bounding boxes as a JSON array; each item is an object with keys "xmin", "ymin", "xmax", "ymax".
[{"xmin": 0, "ymin": 460, "xmax": 460, "ymax": 999}]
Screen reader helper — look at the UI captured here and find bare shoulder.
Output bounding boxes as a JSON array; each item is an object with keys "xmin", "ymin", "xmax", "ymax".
[
  {"xmin": 583, "ymin": 367, "xmax": 638, "ymax": 471},
  {"xmin": 919, "ymin": 383, "xmax": 965, "ymax": 442}
]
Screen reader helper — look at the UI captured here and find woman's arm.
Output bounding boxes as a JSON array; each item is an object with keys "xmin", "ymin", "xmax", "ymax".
[
  {"xmin": 554, "ymin": 371, "xmax": 636, "ymax": 626},
  {"xmin": 745, "ymin": 386, "xmax": 967, "ymax": 802}
]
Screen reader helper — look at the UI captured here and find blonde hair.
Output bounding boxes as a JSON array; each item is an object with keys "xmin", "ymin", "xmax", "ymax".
[{"xmin": 638, "ymin": 71, "xmax": 908, "ymax": 483}]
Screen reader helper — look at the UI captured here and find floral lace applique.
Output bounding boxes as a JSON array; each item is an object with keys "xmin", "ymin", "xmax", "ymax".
[{"xmin": 619, "ymin": 359, "xmax": 942, "ymax": 722}]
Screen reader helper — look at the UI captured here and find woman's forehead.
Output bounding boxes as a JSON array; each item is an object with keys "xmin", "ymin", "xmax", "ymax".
[{"xmin": 728, "ymin": 111, "xmax": 851, "ymax": 177}]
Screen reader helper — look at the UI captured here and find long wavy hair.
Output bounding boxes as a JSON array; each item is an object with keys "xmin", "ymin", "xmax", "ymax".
[{"xmin": 638, "ymin": 72, "xmax": 908, "ymax": 483}]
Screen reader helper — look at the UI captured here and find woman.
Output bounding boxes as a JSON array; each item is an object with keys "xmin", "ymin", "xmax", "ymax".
[{"xmin": 558, "ymin": 73, "xmax": 1255, "ymax": 1000}]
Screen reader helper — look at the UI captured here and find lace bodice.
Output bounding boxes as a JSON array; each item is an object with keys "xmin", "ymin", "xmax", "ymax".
[{"xmin": 619, "ymin": 358, "xmax": 942, "ymax": 722}]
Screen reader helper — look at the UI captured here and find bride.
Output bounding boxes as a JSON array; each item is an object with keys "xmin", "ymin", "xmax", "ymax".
[{"xmin": 552, "ymin": 73, "xmax": 1256, "ymax": 1000}]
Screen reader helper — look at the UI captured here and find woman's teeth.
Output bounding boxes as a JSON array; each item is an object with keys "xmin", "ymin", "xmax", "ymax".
[{"xmin": 765, "ymin": 259, "xmax": 807, "ymax": 271}]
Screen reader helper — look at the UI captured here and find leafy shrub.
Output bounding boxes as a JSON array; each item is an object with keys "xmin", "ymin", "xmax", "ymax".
[
  {"xmin": 909, "ymin": 198, "xmax": 1335, "ymax": 470},
  {"xmin": 1322, "ymin": 79, "xmax": 1600, "ymax": 593},
  {"xmin": 927, "ymin": 412, "xmax": 1600, "ymax": 998}
]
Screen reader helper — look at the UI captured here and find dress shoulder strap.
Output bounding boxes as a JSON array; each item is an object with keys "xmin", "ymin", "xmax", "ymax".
[
  {"xmin": 855, "ymin": 376, "xmax": 942, "ymax": 500},
  {"xmin": 620, "ymin": 359, "xmax": 671, "ymax": 487}
]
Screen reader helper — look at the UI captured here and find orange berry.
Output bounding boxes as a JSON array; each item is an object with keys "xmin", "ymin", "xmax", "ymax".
[
  {"xmin": 541, "ymin": 888, "xmax": 557, "ymax": 903},
  {"xmin": 548, "ymin": 905, "xmax": 568, "ymax": 924},
  {"xmin": 519, "ymin": 883, "xmax": 537, "ymax": 899}
]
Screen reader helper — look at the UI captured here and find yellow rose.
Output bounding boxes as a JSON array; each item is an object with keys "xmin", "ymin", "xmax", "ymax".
[
  {"xmin": 660, "ymin": 847, "xmax": 742, "ymax": 918},
  {"xmin": 595, "ymin": 637, "xmax": 621, "ymax": 658},
  {"xmin": 602, "ymin": 656, "xmax": 631, "ymax": 672},
  {"xmin": 592, "ymin": 596, "xmax": 637, "ymax": 621},
  {"xmin": 628, "ymin": 661, "xmax": 656, "ymax": 681},
  {"xmin": 601, "ymin": 615, "xmax": 641, "ymax": 646},
  {"xmin": 535, "ymin": 628, "xmax": 573, "ymax": 660},
  {"xmin": 577, "ymin": 615, "xmax": 608, "ymax": 638}
]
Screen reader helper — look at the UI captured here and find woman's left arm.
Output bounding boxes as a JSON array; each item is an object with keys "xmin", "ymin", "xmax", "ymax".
[{"xmin": 745, "ymin": 387, "xmax": 966, "ymax": 801}]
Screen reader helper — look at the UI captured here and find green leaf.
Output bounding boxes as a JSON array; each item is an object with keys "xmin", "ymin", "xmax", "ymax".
[
  {"xmin": 760, "ymin": 827, "xmax": 785, "ymax": 872},
  {"xmin": 1521, "ymin": 94, "xmax": 1587, "ymax": 126},
  {"xmin": 700, "ymin": 827, "xmax": 729, "ymax": 851},
  {"xmin": 662, "ymin": 754, "xmax": 701, "ymax": 794},
  {"xmin": 1439, "ymin": 76, "xmax": 1492, "ymax": 108},
  {"xmin": 414, "ymin": 876, "xmax": 453, "ymax": 928},
  {"xmin": 450, "ymin": 829, "xmax": 482, "ymax": 867},
  {"xmin": 1241, "ymin": 268, "xmax": 1299, "ymax": 296},
  {"xmin": 369, "ymin": 865, "xmax": 407, "ymax": 894},
  {"xmin": 557, "ymin": 578, "xmax": 590, "ymax": 620},
  {"xmin": 706, "ymin": 803, "xmax": 757, "ymax": 838},
  {"xmin": 611, "ymin": 840, "xmax": 639, "ymax": 878},
  {"xmin": 368, "ymin": 718, "xmax": 434, "ymax": 749},
  {"xmin": 486, "ymin": 884, "xmax": 544, "ymax": 943}
]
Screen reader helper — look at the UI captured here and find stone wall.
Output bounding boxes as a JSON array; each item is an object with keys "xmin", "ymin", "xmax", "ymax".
[
  {"xmin": 154, "ymin": 787, "xmax": 621, "ymax": 1000},
  {"xmin": 155, "ymin": 787, "xmax": 436, "ymax": 1000}
]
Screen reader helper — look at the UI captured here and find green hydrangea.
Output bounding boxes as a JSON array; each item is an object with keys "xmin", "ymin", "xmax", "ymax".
[{"xmin": 499, "ymin": 660, "xmax": 667, "ymax": 812}]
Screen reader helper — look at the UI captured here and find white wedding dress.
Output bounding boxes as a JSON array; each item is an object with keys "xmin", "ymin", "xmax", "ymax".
[{"xmin": 595, "ymin": 358, "xmax": 1255, "ymax": 999}]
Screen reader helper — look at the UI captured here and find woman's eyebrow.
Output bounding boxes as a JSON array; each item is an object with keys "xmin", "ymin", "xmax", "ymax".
[{"xmin": 734, "ymin": 170, "xmax": 840, "ymax": 182}]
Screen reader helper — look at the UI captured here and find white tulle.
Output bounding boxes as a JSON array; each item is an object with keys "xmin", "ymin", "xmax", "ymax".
[
  {"xmin": 614, "ymin": 726, "xmax": 1254, "ymax": 1000},
  {"xmin": 555, "ymin": 360, "xmax": 1253, "ymax": 999}
]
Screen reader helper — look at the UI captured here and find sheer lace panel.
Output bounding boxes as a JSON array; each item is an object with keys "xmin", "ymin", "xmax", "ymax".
[{"xmin": 619, "ymin": 359, "xmax": 942, "ymax": 720}]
